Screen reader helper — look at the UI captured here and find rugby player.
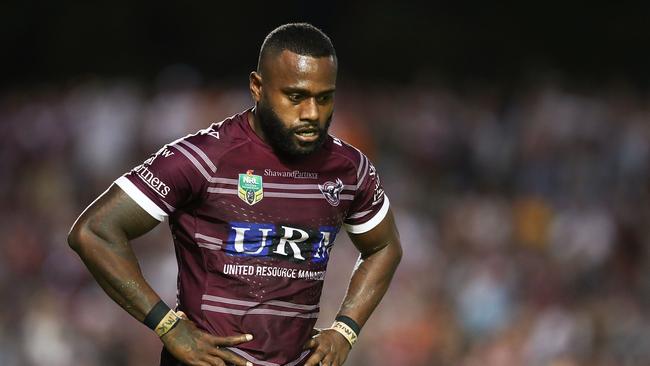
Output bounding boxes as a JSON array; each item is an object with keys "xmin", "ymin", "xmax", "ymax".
[{"xmin": 68, "ymin": 23, "xmax": 402, "ymax": 366}]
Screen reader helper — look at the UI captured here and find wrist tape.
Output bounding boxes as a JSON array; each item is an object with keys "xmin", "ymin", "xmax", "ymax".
[
  {"xmin": 143, "ymin": 301, "xmax": 180, "ymax": 337},
  {"xmin": 331, "ymin": 316, "xmax": 361, "ymax": 347}
]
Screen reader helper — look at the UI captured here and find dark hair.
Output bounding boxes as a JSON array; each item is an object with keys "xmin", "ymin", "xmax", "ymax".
[{"xmin": 257, "ymin": 23, "xmax": 336, "ymax": 73}]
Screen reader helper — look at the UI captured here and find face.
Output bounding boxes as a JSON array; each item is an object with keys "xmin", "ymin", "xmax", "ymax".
[{"xmin": 250, "ymin": 50, "xmax": 337, "ymax": 158}]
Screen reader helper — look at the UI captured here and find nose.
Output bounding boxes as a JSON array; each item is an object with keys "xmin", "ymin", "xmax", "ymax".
[{"xmin": 299, "ymin": 97, "xmax": 319, "ymax": 122}]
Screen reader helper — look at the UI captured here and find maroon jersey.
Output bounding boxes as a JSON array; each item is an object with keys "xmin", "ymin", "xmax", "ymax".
[{"xmin": 114, "ymin": 109, "xmax": 389, "ymax": 366}]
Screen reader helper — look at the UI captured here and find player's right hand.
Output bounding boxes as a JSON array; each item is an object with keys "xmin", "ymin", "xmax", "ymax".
[{"xmin": 161, "ymin": 312, "xmax": 254, "ymax": 366}]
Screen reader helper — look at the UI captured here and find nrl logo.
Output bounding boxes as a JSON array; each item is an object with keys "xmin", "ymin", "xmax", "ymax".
[
  {"xmin": 238, "ymin": 170, "xmax": 264, "ymax": 205},
  {"xmin": 319, "ymin": 178, "xmax": 344, "ymax": 206}
]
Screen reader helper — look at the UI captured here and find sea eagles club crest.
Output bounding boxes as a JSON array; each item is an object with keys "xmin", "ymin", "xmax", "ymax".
[
  {"xmin": 238, "ymin": 170, "xmax": 263, "ymax": 205},
  {"xmin": 319, "ymin": 178, "xmax": 344, "ymax": 206}
]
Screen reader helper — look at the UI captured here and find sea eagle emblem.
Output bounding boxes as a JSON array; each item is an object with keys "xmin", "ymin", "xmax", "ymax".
[{"xmin": 319, "ymin": 178, "xmax": 344, "ymax": 206}]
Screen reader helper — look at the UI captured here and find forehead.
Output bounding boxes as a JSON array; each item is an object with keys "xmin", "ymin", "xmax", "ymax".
[{"xmin": 263, "ymin": 50, "xmax": 337, "ymax": 91}]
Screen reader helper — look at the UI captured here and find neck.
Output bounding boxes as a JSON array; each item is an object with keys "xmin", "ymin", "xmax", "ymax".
[{"xmin": 248, "ymin": 107, "xmax": 269, "ymax": 144}]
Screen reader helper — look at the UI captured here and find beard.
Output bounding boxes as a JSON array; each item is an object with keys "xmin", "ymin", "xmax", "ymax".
[{"xmin": 256, "ymin": 100, "xmax": 332, "ymax": 159}]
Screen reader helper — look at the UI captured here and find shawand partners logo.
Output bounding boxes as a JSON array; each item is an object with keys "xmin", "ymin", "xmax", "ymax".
[
  {"xmin": 238, "ymin": 170, "xmax": 264, "ymax": 205},
  {"xmin": 264, "ymin": 169, "xmax": 319, "ymax": 179}
]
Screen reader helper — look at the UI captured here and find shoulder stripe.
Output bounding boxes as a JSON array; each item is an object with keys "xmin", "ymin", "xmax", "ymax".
[
  {"xmin": 114, "ymin": 177, "xmax": 168, "ymax": 221},
  {"xmin": 356, "ymin": 149, "xmax": 366, "ymax": 179},
  {"xmin": 347, "ymin": 209, "xmax": 373, "ymax": 219},
  {"xmin": 161, "ymin": 200, "xmax": 176, "ymax": 212},
  {"xmin": 357, "ymin": 154, "xmax": 369, "ymax": 188},
  {"xmin": 171, "ymin": 144, "xmax": 214, "ymax": 181},
  {"xmin": 178, "ymin": 139, "xmax": 217, "ymax": 173},
  {"xmin": 345, "ymin": 196, "xmax": 390, "ymax": 234}
]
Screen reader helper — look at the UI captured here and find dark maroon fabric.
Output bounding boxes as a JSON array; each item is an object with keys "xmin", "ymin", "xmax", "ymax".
[{"xmin": 119, "ymin": 110, "xmax": 387, "ymax": 366}]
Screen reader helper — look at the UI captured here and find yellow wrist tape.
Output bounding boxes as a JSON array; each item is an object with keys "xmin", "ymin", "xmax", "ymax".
[
  {"xmin": 155, "ymin": 310, "xmax": 180, "ymax": 337},
  {"xmin": 331, "ymin": 321, "xmax": 358, "ymax": 347}
]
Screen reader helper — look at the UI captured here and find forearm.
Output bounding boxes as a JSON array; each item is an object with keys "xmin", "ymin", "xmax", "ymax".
[
  {"xmin": 337, "ymin": 240, "xmax": 401, "ymax": 327},
  {"xmin": 69, "ymin": 223, "xmax": 160, "ymax": 322}
]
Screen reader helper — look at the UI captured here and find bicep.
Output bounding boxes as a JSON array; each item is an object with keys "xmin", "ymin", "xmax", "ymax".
[
  {"xmin": 74, "ymin": 184, "xmax": 161, "ymax": 241},
  {"xmin": 347, "ymin": 208, "xmax": 401, "ymax": 259}
]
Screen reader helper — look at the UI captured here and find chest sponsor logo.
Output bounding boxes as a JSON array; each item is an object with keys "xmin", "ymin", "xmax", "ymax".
[
  {"xmin": 263, "ymin": 169, "xmax": 319, "ymax": 179},
  {"xmin": 238, "ymin": 170, "xmax": 263, "ymax": 205},
  {"xmin": 225, "ymin": 222, "xmax": 338, "ymax": 263},
  {"xmin": 319, "ymin": 178, "xmax": 344, "ymax": 206}
]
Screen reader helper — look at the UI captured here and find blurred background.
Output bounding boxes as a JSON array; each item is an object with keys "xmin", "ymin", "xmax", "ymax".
[{"xmin": 2, "ymin": 2, "xmax": 650, "ymax": 365}]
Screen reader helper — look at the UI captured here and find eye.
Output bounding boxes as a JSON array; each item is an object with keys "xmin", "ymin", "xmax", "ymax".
[
  {"xmin": 316, "ymin": 93, "xmax": 333, "ymax": 104},
  {"xmin": 287, "ymin": 93, "xmax": 303, "ymax": 103}
]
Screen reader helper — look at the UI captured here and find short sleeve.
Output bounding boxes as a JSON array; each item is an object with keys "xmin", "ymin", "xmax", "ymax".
[
  {"xmin": 343, "ymin": 154, "xmax": 390, "ymax": 234},
  {"xmin": 114, "ymin": 138, "xmax": 210, "ymax": 221}
]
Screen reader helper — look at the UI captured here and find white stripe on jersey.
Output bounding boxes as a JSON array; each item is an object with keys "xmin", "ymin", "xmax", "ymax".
[
  {"xmin": 265, "ymin": 192, "xmax": 354, "ymax": 200},
  {"xmin": 171, "ymin": 144, "xmax": 216, "ymax": 182},
  {"xmin": 356, "ymin": 148, "xmax": 366, "ymax": 179},
  {"xmin": 344, "ymin": 196, "xmax": 390, "ymax": 234},
  {"xmin": 195, "ymin": 233, "xmax": 223, "ymax": 244},
  {"xmin": 178, "ymin": 139, "xmax": 217, "ymax": 173},
  {"xmin": 224, "ymin": 347, "xmax": 311, "ymax": 366},
  {"xmin": 357, "ymin": 154, "xmax": 370, "ymax": 189},
  {"xmin": 206, "ymin": 187, "xmax": 354, "ymax": 201},
  {"xmin": 202, "ymin": 294, "xmax": 319, "ymax": 310},
  {"xmin": 114, "ymin": 176, "xmax": 168, "ymax": 221},
  {"xmin": 347, "ymin": 209, "xmax": 373, "ymax": 219},
  {"xmin": 201, "ymin": 304, "xmax": 319, "ymax": 319},
  {"xmin": 197, "ymin": 242, "xmax": 221, "ymax": 251},
  {"xmin": 206, "ymin": 178, "xmax": 356, "ymax": 192}
]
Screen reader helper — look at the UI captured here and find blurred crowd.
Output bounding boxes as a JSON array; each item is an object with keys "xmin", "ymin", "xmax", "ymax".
[{"xmin": 1, "ymin": 71, "xmax": 650, "ymax": 366}]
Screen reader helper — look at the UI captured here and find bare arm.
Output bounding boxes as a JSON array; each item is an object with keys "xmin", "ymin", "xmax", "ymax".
[
  {"xmin": 68, "ymin": 184, "xmax": 252, "ymax": 366},
  {"xmin": 338, "ymin": 208, "xmax": 402, "ymax": 326},
  {"xmin": 304, "ymin": 208, "xmax": 402, "ymax": 366},
  {"xmin": 67, "ymin": 184, "xmax": 161, "ymax": 321}
]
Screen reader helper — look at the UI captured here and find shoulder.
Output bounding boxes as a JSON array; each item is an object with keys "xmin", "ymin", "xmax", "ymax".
[
  {"xmin": 165, "ymin": 111, "xmax": 250, "ymax": 162},
  {"xmin": 325, "ymin": 134, "xmax": 371, "ymax": 180}
]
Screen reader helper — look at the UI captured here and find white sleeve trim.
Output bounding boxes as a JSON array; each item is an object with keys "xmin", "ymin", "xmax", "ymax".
[
  {"xmin": 344, "ymin": 196, "xmax": 390, "ymax": 234},
  {"xmin": 114, "ymin": 176, "xmax": 168, "ymax": 222}
]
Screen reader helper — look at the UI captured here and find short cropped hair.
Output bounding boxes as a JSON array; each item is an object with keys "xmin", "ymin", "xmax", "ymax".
[{"xmin": 257, "ymin": 23, "xmax": 336, "ymax": 73}]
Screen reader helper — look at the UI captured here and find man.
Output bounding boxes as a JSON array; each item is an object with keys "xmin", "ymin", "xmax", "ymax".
[{"xmin": 68, "ymin": 23, "xmax": 402, "ymax": 366}]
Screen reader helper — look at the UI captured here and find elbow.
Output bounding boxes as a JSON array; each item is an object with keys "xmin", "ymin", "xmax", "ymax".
[
  {"xmin": 393, "ymin": 240, "xmax": 403, "ymax": 267},
  {"xmin": 67, "ymin": 219, "xmax": 91, "ymax": 253}
]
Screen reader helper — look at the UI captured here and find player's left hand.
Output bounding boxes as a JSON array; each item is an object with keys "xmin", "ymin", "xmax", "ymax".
[{"xmin": 302, "ymin": 328, "xmax": 351, "ymax": 366}]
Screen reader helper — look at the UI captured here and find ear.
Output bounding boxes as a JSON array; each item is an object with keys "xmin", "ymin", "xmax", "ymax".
[{"xmin": 249, "ymin": 71, "xmax": 263, "ymax": 103}]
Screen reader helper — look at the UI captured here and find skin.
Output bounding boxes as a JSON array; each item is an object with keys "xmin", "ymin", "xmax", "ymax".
[
  {"xmin": 68, "ymin": 49, "xmax": 402, "ymax": 366},
  {"xmin": 68, "ymin": 187, "xmax": 254, "ymax": 366},
  {"xmin": 250, "ymin": 50, "xmax": 336, "ymax": 156},
  {"xmin": 253, "ymin": 50, "xmax": 402, "ymax": 366}
]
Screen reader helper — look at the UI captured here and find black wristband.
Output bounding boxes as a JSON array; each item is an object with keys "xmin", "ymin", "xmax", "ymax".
[
  {"xmin": 335, "ymin": 315, "xmax": 361, "ymax": 336},
  {"xmin": 143, "ymin": 300, "xmax": 171, "ymax": 330}
]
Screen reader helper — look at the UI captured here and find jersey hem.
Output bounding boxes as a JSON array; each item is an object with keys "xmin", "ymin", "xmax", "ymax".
[
  {"xmin": 114, "ymin": 176, "xmax": 168, "ymax": 222},
  {"xmin": 344, "ymin": 196, "xmax": 390, "ymax": 234}
]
